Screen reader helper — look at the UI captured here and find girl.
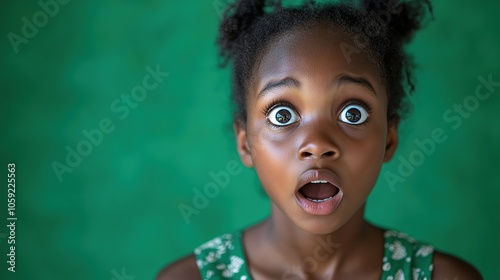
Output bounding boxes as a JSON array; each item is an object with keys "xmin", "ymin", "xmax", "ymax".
[{"xmin": 159, "ymin": 0, "xmax": 482, "ymax": 279}]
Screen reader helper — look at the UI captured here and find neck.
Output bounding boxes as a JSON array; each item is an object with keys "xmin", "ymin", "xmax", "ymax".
[{"xmin": 263, "ymin": 204, "xmax": 378, "ymax": 275}]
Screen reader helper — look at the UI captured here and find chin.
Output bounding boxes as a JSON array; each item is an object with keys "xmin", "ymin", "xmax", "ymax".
[{"xmin": 293, "ymin": 214, "xmax": 348, "ymax": 235}]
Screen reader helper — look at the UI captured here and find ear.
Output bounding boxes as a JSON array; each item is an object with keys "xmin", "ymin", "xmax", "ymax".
[
  {"xmin": 383, "ymin": 118, "xmax": 399, "ymax": 162},
  {"xmin": 234, "ymin": 120, "xmax": 254, "ymax": 167}
]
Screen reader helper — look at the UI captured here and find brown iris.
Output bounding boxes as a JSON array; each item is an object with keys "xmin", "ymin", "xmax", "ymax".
[
  {"xmin": 346, "ymin": 107, "xmax": 361, "ymax": 123},
  {"xmin": 276, "ymin": 109, "xmax": 292, "ymax": 124}
]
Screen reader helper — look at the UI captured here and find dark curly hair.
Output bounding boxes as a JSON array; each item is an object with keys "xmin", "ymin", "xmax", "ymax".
[{"xmin": 216, "ymin": 0, "xmax": 432, "ymax": 124}]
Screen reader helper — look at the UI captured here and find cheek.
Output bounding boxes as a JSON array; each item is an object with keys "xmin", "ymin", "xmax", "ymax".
[
  {"xmin": 353, "ymin": 141, "xmax": 385, "ymax": 173},
  {"xmin": 252, "ymin": 142, "xmax": 296, "ymax": 188},
  {"xmin": 343, "ymin": 129, "xmax": 387, "ymax": 191},
  {"xmin": 248, "ymin": 121, "xmax": 298, "ymax": 161},
  {"xmin": 247, "ymin": 124, "xmax": 299, "ymax": 192}
]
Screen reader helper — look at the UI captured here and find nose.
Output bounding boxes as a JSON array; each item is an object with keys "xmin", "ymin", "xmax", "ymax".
[{"xmin": 298, "ymin": 123, "xmax": 341, "ymax": 161}]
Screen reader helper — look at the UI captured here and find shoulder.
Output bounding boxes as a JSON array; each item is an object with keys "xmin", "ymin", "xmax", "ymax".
[
  {"xmin": 156, "ymin": 232, "xmax": 240, "ymax": 280},
  {"xmin": 156, "ymin": 254, "xmax": 201, "ymax": 280},
  {"xmin": 382, "ymin": 230, "xmax": 482, "ymax": 279},
  {"xmin": 432, "ymin": 250, "xmax": 483, "ymax": 280}
]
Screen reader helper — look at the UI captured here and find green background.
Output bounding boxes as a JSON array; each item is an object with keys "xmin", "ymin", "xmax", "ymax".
[{"xmin": 1, "ymin": 0, "xmax": 499, "ymax": 279}]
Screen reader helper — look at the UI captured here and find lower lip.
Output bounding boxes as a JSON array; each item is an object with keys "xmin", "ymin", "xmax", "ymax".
[{"xmin": 295, "ymin": 190, "xmax": 343, "ymax": 216}]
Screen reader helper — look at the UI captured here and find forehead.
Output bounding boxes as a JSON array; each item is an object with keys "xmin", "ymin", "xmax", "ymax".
[{"xmin": 250, "ymin": 23, "xmax": 383, "ymax": 94}]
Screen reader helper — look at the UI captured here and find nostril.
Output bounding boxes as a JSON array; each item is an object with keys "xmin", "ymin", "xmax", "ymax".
[
  {"xmin": 298, "ymin": 143, "xmax": 339, "ymax": 160},
  {"xmin": 322, "ymin": 151, "xmax": 335, "ymax": 157},
  {"xmin": 300, "ymin": 151, "xmax": 314, "ymax": 158},
  {"xmin": 300, "ymin": 150, "xmax": 336, "ymax": 159}
]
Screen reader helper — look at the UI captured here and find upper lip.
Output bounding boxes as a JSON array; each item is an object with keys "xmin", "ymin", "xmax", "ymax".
[{"xmin": 295, "ymin": 168, "xmax": 342, "ymax": 193}]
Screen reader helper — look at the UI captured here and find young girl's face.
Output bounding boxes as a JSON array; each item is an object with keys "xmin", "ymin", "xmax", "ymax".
[{"xmin": 236, "ymin": 23, "xmax": 399, "ymax": 234}]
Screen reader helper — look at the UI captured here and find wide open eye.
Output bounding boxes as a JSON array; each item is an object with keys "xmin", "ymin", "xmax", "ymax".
[
  {"xmin": 267, "ymin": 106, "xmax": 299, "ymax": 126},
  {"xmin": 339, "ymin": 104, "xmax": 369, "ymax": 125}
]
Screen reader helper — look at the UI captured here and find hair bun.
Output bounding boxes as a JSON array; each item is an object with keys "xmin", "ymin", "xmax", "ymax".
[
  {"xmin": 217, "ymin": 0, "xmax": 266, "ymax": 63},
  {"xmin": 363, "ymin": 0, "xmax": 432, "ymax": 43}
]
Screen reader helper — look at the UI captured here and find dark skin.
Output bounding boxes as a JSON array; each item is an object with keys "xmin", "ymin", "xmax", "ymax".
[{"xmin": 157, "ymin": 24, "xmax": 482, "ymax": 280}]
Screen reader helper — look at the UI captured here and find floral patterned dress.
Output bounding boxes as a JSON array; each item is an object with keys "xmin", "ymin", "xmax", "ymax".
[{"xmin": 195, "ymin": 230, "xmax": 434, "ymax": 280}]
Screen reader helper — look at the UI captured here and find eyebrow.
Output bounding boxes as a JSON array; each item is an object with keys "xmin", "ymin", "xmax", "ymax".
[
  {"xmin": 257, "ymin": 77, "xmax": 300, "ymax": 99},
  {"xmin": 257, "ymin": 74, "xmax": 377, "ymax": 99},
  {"xmin": 336, "ymin": 75, "xmax": 377, "ymax": 96}
]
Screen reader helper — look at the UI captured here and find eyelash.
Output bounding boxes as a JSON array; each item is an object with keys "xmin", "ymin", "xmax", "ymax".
[
  {"xmin": 341, "ymin": 99, "xmax": 372, "ymax": 114},
  {"xmin": 262, "ymin": 99, "xmax": 372, "ymax": 116},
  {"xmin": 261, "ymin": 99, "xmax": 297, "ymax": 116}
]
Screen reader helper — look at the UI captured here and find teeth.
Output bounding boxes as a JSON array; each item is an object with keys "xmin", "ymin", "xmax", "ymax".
[
  {"xmin": 311, "ymin": 180, "xmax": 328, "ymax": 184},
  {"xmin": 306, "ymin": 196, "xmax": 334, "ymax": 203}
]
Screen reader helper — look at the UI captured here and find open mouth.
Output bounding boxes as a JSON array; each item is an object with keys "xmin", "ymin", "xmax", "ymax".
[
  {"xmin": 299, "ymin": 180, "xmax": 340, "ymax": 203},
  {"xmin": 295, "ymin": 169, "xmax": 343, "ymax": 216}
]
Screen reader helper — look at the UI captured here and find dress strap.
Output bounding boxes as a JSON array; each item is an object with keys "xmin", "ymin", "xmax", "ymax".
[
  {"xmin": 195, "ymin": 230, "xmax": 434, "ymax": 280},
  {"xmin": 381, "ymin": 230, "xmax": 435, "ymax": 280},
  {"xmin": 194, "ymin": 231, "xmax": 252, "ymax": 279}
]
